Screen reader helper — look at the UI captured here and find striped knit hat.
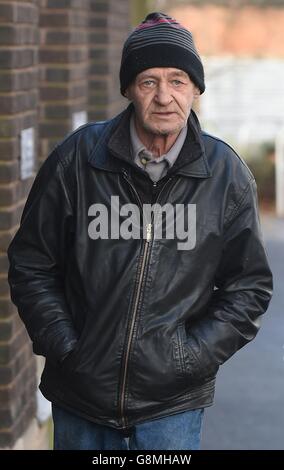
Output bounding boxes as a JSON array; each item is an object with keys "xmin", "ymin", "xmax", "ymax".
[{"xmin": 119, "ymin": 12, "xmax": 205, "ymax": 96}]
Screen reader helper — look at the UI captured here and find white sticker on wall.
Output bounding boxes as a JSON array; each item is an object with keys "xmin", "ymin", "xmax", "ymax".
[
  {"xmin": 72, "ymin": 111, "xmax": 87, "ymax": 131},
  {"xmin": 20, "ymin": 127, "xmax": 35, "ymax": 180}
]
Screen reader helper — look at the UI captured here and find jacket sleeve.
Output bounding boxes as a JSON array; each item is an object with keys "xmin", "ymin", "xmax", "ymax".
[
  {"xmin": 186, "ymin": 178, "xmax": 273, "ymax": 378},
  {"xmin": 7, "ymin": 147, "xmax": 78, "ymax": 365}
]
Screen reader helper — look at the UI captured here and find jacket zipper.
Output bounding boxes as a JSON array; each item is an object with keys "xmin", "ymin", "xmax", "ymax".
[{"xmin": 119, "ymin": 173, "xmax": 174, "ymax": 429}]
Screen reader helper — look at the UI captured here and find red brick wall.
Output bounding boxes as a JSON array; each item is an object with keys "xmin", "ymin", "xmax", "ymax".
[
  {"xmin": 39, "ymin": 0, "xmax": 90, "ymax": 162},
  {"xmin": 88, "ymin": 0, "xmax": 129, "ymax": 121},
  {"xmin": 0, "ymin": 0, "xmax": 130, "ymax": 448},
  {"xmin": 0, "ymin": 0, "xmax": 38, "ymax": 448}
]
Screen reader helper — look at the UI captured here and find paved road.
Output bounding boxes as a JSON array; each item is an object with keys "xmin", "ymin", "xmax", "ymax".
[{"xmin": 201, "ymin": 214, "xmax": 284, "ymax": 450}]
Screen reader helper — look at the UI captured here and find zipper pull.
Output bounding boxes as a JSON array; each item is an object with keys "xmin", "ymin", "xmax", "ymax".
[{"xmin": 146, "ymin": 223, "xmax": 152, "ymax": 242}]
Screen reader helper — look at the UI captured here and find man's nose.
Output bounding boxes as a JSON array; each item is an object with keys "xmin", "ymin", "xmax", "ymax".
[{"xmin": 154, "ymin": 83, "xmax": 173, "ymax": 106}]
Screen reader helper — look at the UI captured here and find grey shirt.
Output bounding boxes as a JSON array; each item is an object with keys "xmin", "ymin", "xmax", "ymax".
[{"xmin": 129, "ymin": 112, "xmax": 188, "ymax": 182}]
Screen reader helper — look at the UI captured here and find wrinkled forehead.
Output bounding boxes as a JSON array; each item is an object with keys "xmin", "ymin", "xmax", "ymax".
[{"xmin": 135, "ymin": 67, "xmax": 189, "ymax": 81}]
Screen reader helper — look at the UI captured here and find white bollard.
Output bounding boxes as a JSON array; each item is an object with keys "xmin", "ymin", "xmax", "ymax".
[{"xmin": 275, "ymin": 129, "xmax": 284, "ymax": 218}]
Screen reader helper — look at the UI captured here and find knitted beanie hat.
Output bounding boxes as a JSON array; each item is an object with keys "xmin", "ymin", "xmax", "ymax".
[{"xmin": 119, "ymin": 12, "xmax": 205, "ymax": 96}]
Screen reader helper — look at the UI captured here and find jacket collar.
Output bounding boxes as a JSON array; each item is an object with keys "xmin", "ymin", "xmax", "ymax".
[{"xmin": 88, "ymin": 102, "xmax": 211, "ymax": 179}]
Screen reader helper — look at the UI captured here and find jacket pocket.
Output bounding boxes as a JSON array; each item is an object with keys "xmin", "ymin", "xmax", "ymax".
[
  {"xmin": 172, "ymin": 322, "xmax": 187, "ymax": 379},
  {"xmin": 60, "ymin": 326, "xmax": 87, "ymax": 374},
  {"xmin": 173, "ymin": 321, "xmax": 218, "ymax": 383}
]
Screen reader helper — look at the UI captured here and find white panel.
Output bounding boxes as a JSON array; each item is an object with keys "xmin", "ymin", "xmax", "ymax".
[
  {"xmin": 276, "ymin": 129, "xmax": 284, "ymax": 217},
  {"xmin": 72, "ymin": 111, "xmax": 88, "ymax": 131},
  {"xmin": 200, "ymin": 58, "xmax": 284, "ymax": 146},
  {"xmin": 20, "ymin": 127, "xmax": 35, "ymax": 180}
]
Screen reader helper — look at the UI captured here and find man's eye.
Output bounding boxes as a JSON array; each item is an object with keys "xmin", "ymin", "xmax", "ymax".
[
  {"xmin": 143, "ymin": 80, "xmax": 155, "ymax": 87},
  {"xmin": 172, "ymin": 80, "xmax": 182, "ymax": 86}
]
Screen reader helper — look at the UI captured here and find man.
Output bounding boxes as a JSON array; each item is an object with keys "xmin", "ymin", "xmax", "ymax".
[{"xmin": 8, "ymin": 12, "xmax": 272, "ymax": 450}]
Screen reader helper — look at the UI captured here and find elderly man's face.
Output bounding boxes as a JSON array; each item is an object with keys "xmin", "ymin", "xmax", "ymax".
[{"xmin": 125, "ymin": 67, "xmax": 200, "ymax": 138}]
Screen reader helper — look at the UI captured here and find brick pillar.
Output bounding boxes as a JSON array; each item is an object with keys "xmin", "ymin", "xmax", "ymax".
[
  {"xmin": 0, "ymin": 0, "xmax": 39, "ymax": 448},
  {"xmin": 88, "ymin": 0, "xmax": 130, "ymax": 122},
  {"xmin": 39, "ymin": 0, "xmax": 89, "ymax": 162}
]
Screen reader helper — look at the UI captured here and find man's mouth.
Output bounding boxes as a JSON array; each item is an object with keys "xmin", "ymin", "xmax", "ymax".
[{"xmin": 152, "ymin": 112, "xmax": 176, "ymax": 117}]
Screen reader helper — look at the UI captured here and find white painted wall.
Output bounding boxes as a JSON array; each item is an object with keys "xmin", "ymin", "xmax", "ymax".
[{"xmin": 200, "ymin": 57, "xmax": 284, "ymax": 147}]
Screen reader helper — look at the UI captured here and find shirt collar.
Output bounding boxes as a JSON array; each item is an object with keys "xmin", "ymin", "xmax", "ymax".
[
  {"xmin": 129, "ymin": 112, "xmax": 188, "ymax": 168},
  {"xmin": 103, "ymin": 102, "xmax": 211, "ymax": 179}
]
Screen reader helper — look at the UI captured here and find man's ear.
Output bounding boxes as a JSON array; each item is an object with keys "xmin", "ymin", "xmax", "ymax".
[
  {"xmin": 124, "ymin": 87, "xmax": 131, "ymax": 100},
  {"xmin": 194, "ymin": 87, "xmax": 201, "ymax": 99}
]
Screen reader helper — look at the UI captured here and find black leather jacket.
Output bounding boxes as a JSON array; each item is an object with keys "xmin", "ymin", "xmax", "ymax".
[{"xmin": 8, "ymin": 104, "xmax": 273, "ymax": 432}]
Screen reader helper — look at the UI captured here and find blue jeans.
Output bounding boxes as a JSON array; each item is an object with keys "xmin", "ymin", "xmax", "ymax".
[{"xmin": 52, "ymin": 404, "xmax": 204, "ymax": 450}]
